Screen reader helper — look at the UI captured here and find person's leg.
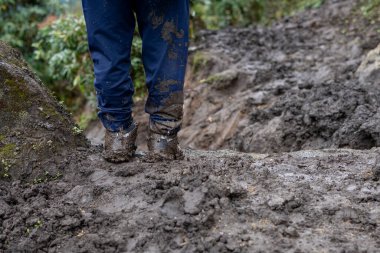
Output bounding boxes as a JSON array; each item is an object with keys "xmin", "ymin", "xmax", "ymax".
[
  {"xmin": 82, "ymin": 0, "xmax": 138, "ymax": 163},
  {"xmin": 82, "ymin": 0, "xmax": 136, "ymax": 132},
  {"xmin": 135, "ymin": 0, "xmax": 190, "ymax": 136}
]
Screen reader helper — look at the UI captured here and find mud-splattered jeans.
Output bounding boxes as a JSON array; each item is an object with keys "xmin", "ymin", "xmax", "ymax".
[{"xmin": 82, "ymin": 0, "xmax": 189, "ymax": 135}]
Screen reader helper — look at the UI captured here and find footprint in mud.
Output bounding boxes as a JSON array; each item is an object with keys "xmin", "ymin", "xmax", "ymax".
[
  {"xmin": 160, "ymin": 187, "xmax": 185, "ymax": 218},
  {"xmin": 183, "ymin": 187, "xmax": 205, "ymax": 215},
  {"xmin": 160, "ymin": 186, "xmax": 206, "ymax": 217}
]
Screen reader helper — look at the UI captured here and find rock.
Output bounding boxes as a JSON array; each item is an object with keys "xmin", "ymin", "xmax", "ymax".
[
  {"xmin": 356, "ymin": 43, "xmax": 380, "ymax": 84},
  {"xmin": 0, "ymin": 41, "xmax": 88, "ymax": 182},
  {"xmin": 267, "ymin": 195, "xmax": 285, "ymax": 210}
]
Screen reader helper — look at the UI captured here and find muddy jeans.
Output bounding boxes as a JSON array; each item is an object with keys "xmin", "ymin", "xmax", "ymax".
[{"xmin": 82, "ymin": 0, "xmax": 189, "ymax": 135}]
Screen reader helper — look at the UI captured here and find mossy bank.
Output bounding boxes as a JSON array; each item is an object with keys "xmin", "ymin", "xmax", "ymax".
[{"xmin": 0, "ymin": 41, "xmax": 88, "ymax": 182}]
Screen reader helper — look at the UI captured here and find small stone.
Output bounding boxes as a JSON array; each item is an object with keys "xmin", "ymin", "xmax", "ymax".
[
  {"xmin": 226, "ymin": 239, "xmax": 238, "ymax": 251},
  {"xmin": 267, "ymin": 195, "xmax": 285, "ymax": 210},
  {"xmin": 283, "ymin": 226, "xmax": 299, "ymax": 238}
]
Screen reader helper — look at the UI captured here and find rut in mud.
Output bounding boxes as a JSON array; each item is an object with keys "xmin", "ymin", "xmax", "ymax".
[{"xmin": 1, "ymin": 0, "xmax": 380, "ymax": 252}]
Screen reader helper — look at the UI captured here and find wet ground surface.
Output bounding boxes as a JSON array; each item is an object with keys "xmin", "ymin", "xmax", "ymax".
[
  {"xmin": 1, "ymin": 148, "xmax": 380, "ymax": 252},
  {"xmin": 180, "ymin": 0, "xmax": 380, "ymax": 153},
  {"xmin": 1, "ymin": 0, "xmax": 380, "ymax": 252}
]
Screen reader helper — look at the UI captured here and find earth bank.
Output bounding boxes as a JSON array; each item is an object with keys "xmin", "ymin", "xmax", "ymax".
[
  {"xmin": 180, "ymin": 0, "xmax": 380, "ymax": 153},
  {"xmin": 0, "ymin": 41, "xmax": 87, "ymax": 182}
]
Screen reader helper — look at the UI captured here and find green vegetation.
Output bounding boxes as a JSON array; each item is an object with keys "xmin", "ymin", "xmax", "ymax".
[
  {"xmin": 1, "ymin": 0, "xmax": 145, "ymax": 129},
  {"xmin": 361, "ymin": 0, "xmax": 380, "ymax": 19},
  {"xmin": 32, "ymin": 14, "xmax": 94, "ymax": 112},
  {"xmin": 32, "ymin": 171, "xmax": 63, "ymax": 184},
  {"xmin": 0, "ymin": 143, "xmax": 16, "ymax": 178},
  {"xmin": 190, "ymin": 0, "xmax": 325, "ymax": 29},
  {"xmin": 191, "ymin": 51, "xmax": 212, "ymax": 73},
  {"xmin": 0, "ymin": 0, "xmax": 63, "ymax": 56},
  {"xmin": 32, "ymin": 14, "xmax": 146, "ymax": 115}
]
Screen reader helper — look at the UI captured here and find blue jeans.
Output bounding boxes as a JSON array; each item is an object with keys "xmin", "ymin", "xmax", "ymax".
[{"xmin": 82, "ymin": 0, "xmax": 189, "ymax": 134}]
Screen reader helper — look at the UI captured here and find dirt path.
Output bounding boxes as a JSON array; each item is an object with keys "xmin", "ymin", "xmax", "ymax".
[{"xmin": 1, "ymin": 148, "xmax": 379, "ymax": 252}]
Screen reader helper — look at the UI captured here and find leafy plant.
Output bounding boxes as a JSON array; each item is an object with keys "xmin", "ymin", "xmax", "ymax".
[
  {"xmin": 191, "ymin": 0, "xmax": 264, "ymax": 29},
  {"xmin": 32, "ymin": 14, "xmax": 94, "ymax": 109},
  {"xmin": 32, "ymin": 13, "xmax": 145, "ymax": 123},
  {"xmin": 361, "ymin": 0, "xmax": 380, "ymax": 19},
  {"xmin": 0, "ymin": 0, "xmax": 64, "ymax": 56},
  {"xmin": 190, "ymin": 0, "xmax": 325, "ymax": 29}
]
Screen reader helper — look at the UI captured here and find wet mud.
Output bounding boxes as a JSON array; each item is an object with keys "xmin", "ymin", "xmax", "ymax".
[
  {"xmin": 1, "ymin": 0, "xmax": 380, "ymax": 252},
  {"xmin": 1, "ymin": 148, "xmax": 379, "ymax": 252},
  {"xmin": 181, "ymin": 0, "xmax": 380, "ymax": 153}
]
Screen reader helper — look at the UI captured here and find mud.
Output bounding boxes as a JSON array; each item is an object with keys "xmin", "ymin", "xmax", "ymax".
[
  {"xmin": 180, "ymin": 0, "xmax": 380, "ymax": 153},
  {"xmin": 2, "ymin": 0, "xmax": 380, "ymax": 252},
  {"xmin": 1, "ymin": 148, "xmax": 379, "ymax": 252},
  {"xmin": 161, "ymin": 20, "xmax": 185, "ymax": 44}
]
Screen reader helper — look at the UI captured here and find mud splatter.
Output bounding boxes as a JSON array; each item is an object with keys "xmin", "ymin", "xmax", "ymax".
[
  {"xmin": 149, "ymin": 11, "xmax": 164, "ymax": 29},
  {"xmin": 161, "ymin": 20, "xmax": 184, "ymax": 44},
  {"xmin": 155, "ymin": 79, "xmax": 179, "ymax": 93},
  {"xmin": 168, "ymin": 49, "xmax": 178, "ymax": 60}
]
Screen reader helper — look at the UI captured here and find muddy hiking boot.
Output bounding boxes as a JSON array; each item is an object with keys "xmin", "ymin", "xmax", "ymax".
[
  {"xmin": 147, "ymin": 129, "xmax": 184, "ymax": 161},
  {"xmin": 144, "ymin": 117, "xmax": 184, "ymax": 161},
  {"xmin": 102, "ymin": 122, "xmax": 138, "ymax": 163}
]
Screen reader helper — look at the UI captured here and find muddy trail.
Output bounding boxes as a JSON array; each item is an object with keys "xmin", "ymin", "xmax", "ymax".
[
  {"xmin": 1, "ymin": 0, "xmax": 380, "ymax": 252},
  {"xmin": 1, "ymin": 148, "xmax": 380, "ymax": 252}
]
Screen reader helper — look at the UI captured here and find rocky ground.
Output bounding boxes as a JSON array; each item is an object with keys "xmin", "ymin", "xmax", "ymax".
[{"xmin": 1, "ymin": 0, "xmax": 380, "ymax": 252}]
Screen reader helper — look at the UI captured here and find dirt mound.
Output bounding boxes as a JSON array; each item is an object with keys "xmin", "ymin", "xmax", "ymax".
[
  {"xmin": 1, "ymin": 148, "xmax": 379, "ymax": 252},
  {"xmin": 0, "ymin": 41, "xmax": 88, "ymax": 181},
  {"xmin": 181, "ymin": 0, "xmax": 380, "ymax": 153}
]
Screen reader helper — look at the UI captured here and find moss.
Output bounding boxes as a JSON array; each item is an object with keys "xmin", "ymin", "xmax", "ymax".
[
  {"xmin": 0, "ymin": 143, "xmax": 16, "ymax": 179},
  {"xmin": 0, "ymin": 70, "xmax": 30, "ymax": 116},
  {"xmin": 0, "ymin": 42, "xmax": 27, "ymax": 68},
  {"xmin": 0, "ymin": 143, "xmax": 16, "ymax": 159},
  {"xmin": 39, "ymin": 104, "xmax": 61, "ymax": 120},
  {"xmin": 32, "ymin": 171, "xmax": 63, "ymax": 184},
  {"xmin": 204, "ymin": 70, "xmax": 239, "ymax": 90},
  {"xmin": 5, "ymin": 79, "xmax": 27, "ymax": 99},
  {"xmin": 191, "ymin": 51, "xmax": 211, "ymax": 74},
  {"xmin": 0, "ymin": 68, "xmax": 32, "ymax": 130},
  {"xmin": 204, "ymin": 74, "xmax": 226, "ymax": 84}
]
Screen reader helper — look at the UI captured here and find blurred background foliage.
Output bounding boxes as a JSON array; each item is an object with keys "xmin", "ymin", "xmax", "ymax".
[{"xmin": 0, "ymin": 0, "xmax": 379, "ymax": 128}]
